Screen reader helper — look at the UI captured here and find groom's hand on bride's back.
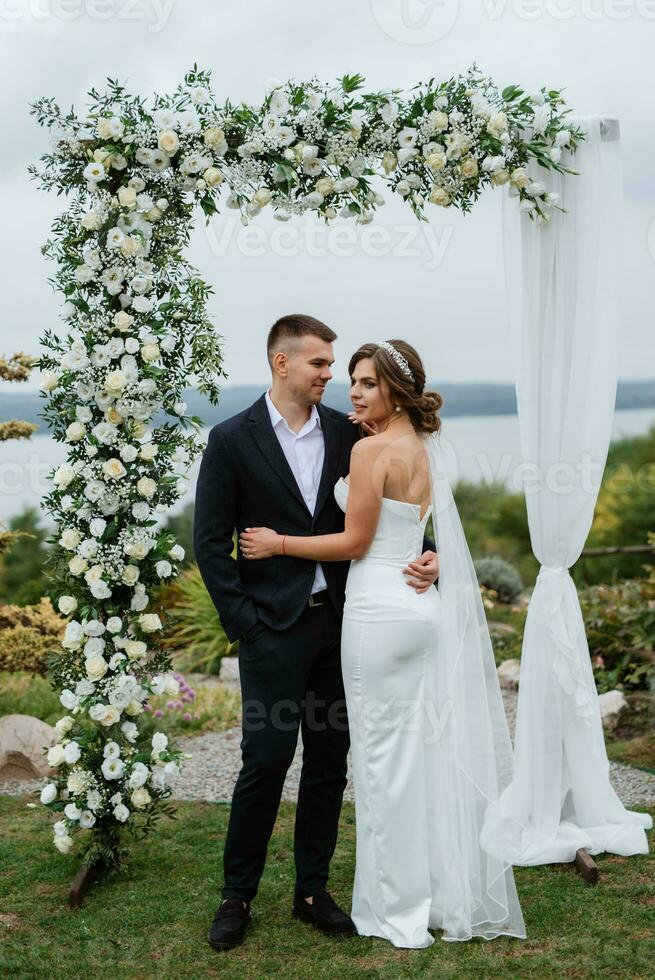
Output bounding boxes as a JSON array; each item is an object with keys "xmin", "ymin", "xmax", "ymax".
[{"xmin": 403, "ymin": 551, "xmax": 439, "ymax": 593}]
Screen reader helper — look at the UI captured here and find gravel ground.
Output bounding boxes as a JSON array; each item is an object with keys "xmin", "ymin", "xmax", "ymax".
[{"xmin": 2, "ymin": 664, "xmax": 654, "ymax": 810}]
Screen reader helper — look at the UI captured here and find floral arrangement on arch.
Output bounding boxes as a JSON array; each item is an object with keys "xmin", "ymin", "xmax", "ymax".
[{"xmin": 28, "ymin": 64, "xmax": 583, "ymax": 868}]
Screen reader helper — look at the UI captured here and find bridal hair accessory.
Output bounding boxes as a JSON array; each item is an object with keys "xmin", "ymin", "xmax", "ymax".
[{"xmin": 378, "ymin": 341, "xmax": 414, "ymax": 382}]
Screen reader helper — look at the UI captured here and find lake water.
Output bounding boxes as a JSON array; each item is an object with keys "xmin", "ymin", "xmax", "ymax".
[{"xmin": 1, "ymin": 407, "xmax": 653, "ymax": 527}]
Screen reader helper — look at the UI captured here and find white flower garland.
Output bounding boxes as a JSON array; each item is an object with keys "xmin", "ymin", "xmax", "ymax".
[{"xmin": 28, "ymin": 64, "xmax": 583, "ymax": 867}]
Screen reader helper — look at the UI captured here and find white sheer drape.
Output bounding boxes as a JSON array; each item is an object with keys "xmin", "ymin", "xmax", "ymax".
[{"xmin": 482, "ymin": 116, "xmax": 652, "ymax": 865}]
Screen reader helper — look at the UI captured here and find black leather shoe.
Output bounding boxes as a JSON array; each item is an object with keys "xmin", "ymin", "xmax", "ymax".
[
  {"xmin": 208, "ymin": 898, "xmax": 252, "ymax": 950},
  {"xmin": 292, "ymin": 890, "xmax": 356, "ymax": 936}
]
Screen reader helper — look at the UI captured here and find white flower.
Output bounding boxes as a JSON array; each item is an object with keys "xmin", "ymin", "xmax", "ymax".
[
  {"xmin": 380, "ymin": 101, "xmax": 398, "ymax": 124},
  {"xmin": 397, "ymin": 127, "xmax": 418, "ymax": 148},
  {"xmin": 173, "ymin": 401, "xmax": 187, "ymax": 416},
  {"xmin": 169, "ymin": 544, "xmax": 185, "ymax": 561},
  {"xmin": 41, "ymin": 370, "xmax": 60, "ymax": 392},
  {"xmin": 89, "ymin": 518, "xmax": 107, "ymax": 538},
  {"xmin": 90, "ymin": 703, "xmax": 121, "ymax": 727},
  {"xmin": 81, "ymin": 209, "xmax": 103, "ymax": 231},
  {"xmin": 531, "ymin": 104, "xmax": 551, "ymax": 134},
  {"xmin": 47, "ymin": 742, "xmax": 65, "ymax": 769},
  {"xmin": 60, "ymin": 527, "xmax": 82, "ymax": 551},
  {"xmin": 103, "ymin": 458, "xmax": 127, "ymax": 480},
  {"xmin": 64, "ymin": 802, "xmax": 82, "ymax": 820},
  {"xmin": 63, "ymin": 741, "xmax": 82, "ymax": 765},
  {"xmin": 121, "ymin": 721, "xmax": 138, "ymax": 743},
  {"xmin": 106, "ymin": 616, "xmax": 122, "ymax": 634},
  {"xmin": 137, "ymin": 476, "xmax": 157, "ymax": 498},
  {"xmin": 106, "ymin": 227, "xmax": 126, "ymax": 250},
  {"xmin": 54, "ymin": 835, "xmax": 74, "ymax": 853},
  {"xmin": 101, "ymin": 757, "xmax": 125, "ymax": 780},
  {"xmin": 131, "ymin": 786, "xmax": 151, "ymax": 809},
  {"xmin": 53, "ymin": 819, "xmax": 68, "ymax": 837},
  {"xmin": 125, "ymin": 639, "xmax": 147, "ymax": 661},
  {"xmin": 62, "ymin": 620, "xmax": 84, "ymax": 650},
  {"xmin": 155, "ymin": 560, "xmax": 173, "ymax": 579},
  {"xmin": 86, "ymin": 789, "xmax": 102, "ymax": 811},
  {"xmin": 60, "ymin": 689, "xmax": 79, "ymax": 711},
  {"xmin": 86, "ymin": 656, "xmax": 109, "ymax": 681},
  {"xmin": 128, "ymin": 762, "xmax": 149, "ymax": 789},
  {"xmin": 55, "ymin": 716, "xmax": 74, "ymax": 737},
  {"xmin": 40, "ymin": 783, "xmax": 57, "ymax": 804},
  {"xmin": 57, "ymin": 595, "xmax": 77, "ymax": 616},
  {"xmin": 113, "ymin": 803, "xmax": 130, "ymax": 822},
  {"xmin": 79, "ymin": 810, "xmax": 96, "ymax": 829},
  {"xmin": 122, "ymin": 566, "xmax": 141, "ymax": 587},
  {"xmin": 152, "ymin": 731, "xmax": 168, "ymax": 753},
  {"xmin": 103, "ymin": 741, "xmax": 121, "ymax": 759},
  {"xmin": 139, "ymin": 613, "xmax": 162, "ymax": 633},
  {"xmin": 83, "ymin": 161, "xmax": 105, "ymax": 183},
  {"xmin": 54, "ymin": 463, "xmax": 76, "ymax": 489},
  {"xmin": 67, "ymin": 770, "xmax": 86, "ymax": 794}
]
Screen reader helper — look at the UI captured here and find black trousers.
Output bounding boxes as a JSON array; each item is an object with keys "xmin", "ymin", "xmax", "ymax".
[{"xmin": 221, "ymin": 599, "xmax": 350, "ymax": 902}]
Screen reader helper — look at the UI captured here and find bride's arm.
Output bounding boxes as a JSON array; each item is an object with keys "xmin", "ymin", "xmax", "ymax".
[{"xmin": 239, "ymin": 439, "xmax": 384, "ymax": 562}]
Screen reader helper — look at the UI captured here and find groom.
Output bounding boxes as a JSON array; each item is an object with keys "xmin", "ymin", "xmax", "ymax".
[{"xmin": 193, "ymin": 314, "xmax": 438, "ymax": 950}]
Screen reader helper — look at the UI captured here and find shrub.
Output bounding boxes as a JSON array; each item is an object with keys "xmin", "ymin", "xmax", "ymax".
[
  {"xmin": 157, "ymin": 562, "xmax": 235, "ymax": 675},
  {"xmin": 473, "ymin": 556, "xmax": 524, "ymax": 603},
  {"xmin": 0, "ymin": 596, "xmax": 65, "ymax": 674}
]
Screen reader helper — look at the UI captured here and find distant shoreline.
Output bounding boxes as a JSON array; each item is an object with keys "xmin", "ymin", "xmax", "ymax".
[{"xmin": 2, "ymin": 379, "xmax": 654, "ymax": 430}]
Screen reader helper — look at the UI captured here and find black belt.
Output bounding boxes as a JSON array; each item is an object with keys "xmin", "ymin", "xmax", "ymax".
[{"xmin": 307, "ymin": 588, "xmax": 329, "ymax": 607}]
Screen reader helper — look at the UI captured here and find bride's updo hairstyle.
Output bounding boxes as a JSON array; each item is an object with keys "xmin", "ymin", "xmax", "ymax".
[{"xmin": 348, "ymin": 339, "xmax": 443, "ymax": 434}]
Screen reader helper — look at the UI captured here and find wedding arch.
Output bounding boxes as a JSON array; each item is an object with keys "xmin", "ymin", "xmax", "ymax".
[{"xmin": 28, "ymin": 64, "xmax": 650, "ymax": 881}]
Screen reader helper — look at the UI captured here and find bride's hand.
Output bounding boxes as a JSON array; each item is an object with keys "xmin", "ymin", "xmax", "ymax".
[
  {"xmin": 239, "ymin": 527, "xmax": 283, "ymax": 559},
  {"xmin": 347, "ymin": 411, "xmax": 378, "ymax": 436}
]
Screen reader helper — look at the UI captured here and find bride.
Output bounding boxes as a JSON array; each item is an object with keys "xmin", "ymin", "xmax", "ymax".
[{"xmin": 240, "ymin": 339, "xmax": 526, "ymax": 949}]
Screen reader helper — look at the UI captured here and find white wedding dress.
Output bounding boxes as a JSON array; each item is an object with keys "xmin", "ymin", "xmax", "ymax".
[{"xmin": 333, "ymin": 431, "xmax": 526, "ymax": 949}]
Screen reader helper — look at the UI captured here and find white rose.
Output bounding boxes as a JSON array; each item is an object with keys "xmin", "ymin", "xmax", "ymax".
[
  {"xmin": 55, "ymin": 716, "xmax": 75, "ymax": 736},
  {"xmin": 63, "ymin": 741, "xmax": 82, "ymax": 765},
  {"xmin": 41, "ymin": 370, "xmax": 60, "ymax": 392},
  {"xmin": 113, "ymin": 311, "xmax": 134, "ymax": 333},
  {"xmin": 125, "ymin": 699, "xmax": 144, "ymax": 716},
  {"xmin": 152, "ymin": 731, "xmax": 168, "ymax": 752},
  {"xmin": 79, "ymin": 810, "xmax": 96, "ymax": 829},
  {"xmin": 158, "ymin": 130, "xmax": 179, "ymax": 155},
  {"xmin": 113, "ymin": 803, "xmax": 130, "ymax": 822},
  {"xmin": 54, "ymin": 835, "xmax": 74, "ymax": 853},
  {"xmin": 139, "ymin": 443, "xmax": 158, "ymax": 461},
  {"xmin": 140, "ymin": 342, "xmax": 160, "ymax": 363},
  {"xmin": 81, "ymin": 209, "xmax": 103, "ymax": 231},
  {"xmin": 155, "ymin": 560, "xmax": 172, "ymax": 578},
  {"xmin": 40, "ymin": 783, "xmax": 57, "ymax": 804},
  {"xmin": 86, "ymin": 655, "xmax": 109, "ymax": 680},
  {"xmin": 429, "ymin": 187, "xmax": 451, "ymax": 207},
  {"xmin": 60, "ymin": 528, "xmax": 82, "ymax": 550},
  {"xmin": 62, "ymin": 620, "xmax": 84, "ymax": 649},
  {"xmin": 57, "ymin": 595, "xmax": 78, "ymax": 616},
  {"xmin": 64, "ymin": 803, "xmax": 81, "ymax": 820},
  {"xmin": 104, "ymin": 370, "xmax": 127, "ymax": 394},
  {"xmin": 137, "ymin": 477, "xmax": 157, "ymax": 499},
  {"xmin": 125, "ymin": 639, "xmax": 147, "ymax": 661},
  {"xmin": 54, "ymin": 463, "xmax": 76, "ymax": 489},
  {"xmin": 122, "ymin": 565, "xmax": 141, "ymax": 587},
  {"xmin": 169, "ymin": 544, "xmax": 185, "ymax": 560},
  {"xmin": 117, "ymin": 185, "xmax": 137, "ymax": 208},
  {"xmin": 131, "ymin": 786, "xmax": 152, "ymax": 809},
  {"xmin": 68, "ymin": 555, "xmax": 88, "ymax": 576},
  {"xmin": 139, "ymin": 613, "xmax": 162, "ymax": 633},
  {"xmin": 106, "ymin": 616, "xmax": 122, "ymax": 634},
  {"xmin": 103, "ymin": 458, "xmax": 127, "ymax": 480},
  {"xmin": 164, "ymin": 676, "xmax": 180, "ymax": 696}
]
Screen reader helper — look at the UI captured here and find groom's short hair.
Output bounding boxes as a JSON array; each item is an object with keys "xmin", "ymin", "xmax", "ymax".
[{"xmin": 267, "ymin": 314, "xmax": 337, "ymax": 366}]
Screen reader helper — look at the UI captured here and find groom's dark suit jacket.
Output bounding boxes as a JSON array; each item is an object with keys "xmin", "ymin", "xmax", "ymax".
[{"xmin": 193, "ymin": 392, "xmax": 435, "ymax": 644}]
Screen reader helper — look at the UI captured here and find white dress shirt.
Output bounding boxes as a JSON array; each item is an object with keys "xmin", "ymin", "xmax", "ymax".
[{"xmin": 265, "ymin": 389, "xmax": 328, "ymax": 594}]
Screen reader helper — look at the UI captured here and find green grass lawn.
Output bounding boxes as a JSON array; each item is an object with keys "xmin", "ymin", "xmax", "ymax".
[{"xmin": 1, "ymin": 796, "xmax": 653, "ymax": 979}]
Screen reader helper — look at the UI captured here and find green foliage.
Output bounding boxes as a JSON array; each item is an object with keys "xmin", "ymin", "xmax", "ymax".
[
  {"xmin": 157, "ymin": 561, "xmax": 235, "ymax": 674},
  {"xmin": 581, "ymin": 544, "xmax": 655, "ymax": 694},
  {"xmin": 0, "ymin": 507, "xmax": 52, "ymax": 606},
  {"xmin": 160, "ymin": 501, "xmax": 195, "ymax": 566},
  {"xmin": 474, "ymin": 556, "xmax": 524, "ymax": 603}
]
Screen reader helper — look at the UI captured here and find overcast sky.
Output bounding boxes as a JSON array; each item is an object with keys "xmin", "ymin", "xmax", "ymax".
[{"xmin": 1, "ymin": 0, "xmax": 653, "ymax": 393}]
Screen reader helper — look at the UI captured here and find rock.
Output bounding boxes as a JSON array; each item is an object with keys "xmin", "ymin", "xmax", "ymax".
[
  {"xmin": 488, "ymin": 621, "xmax": 518, "ymax": 637},
  {"xmin": 598, "ymin": 689, "xmax": 629, "ymax": 733},
  {"xmin": 0, "ymin": 714, "xmax": 57, "ymax": 779},
  {"xmin": 220, "ymin": 657, "xmax": 240, "ymax": 686},
  {"xmin": 497, "ymin": 659, "xmax": 521, "ymax": 690}
]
